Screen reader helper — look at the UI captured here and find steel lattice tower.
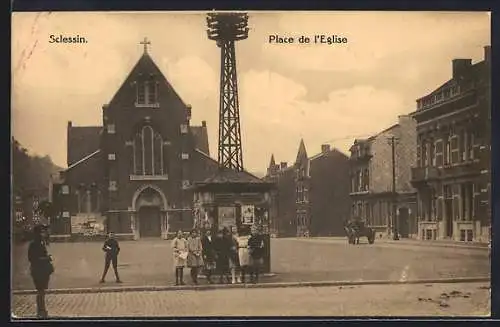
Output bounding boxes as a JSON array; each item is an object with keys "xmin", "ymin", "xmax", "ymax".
[{"xmin": 207, "ymin": 12, "xmax": 249, "ymax": 171}]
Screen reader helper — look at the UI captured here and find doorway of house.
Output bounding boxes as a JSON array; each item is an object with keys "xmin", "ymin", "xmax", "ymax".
[
  {"xmin": 445, "ymin": 199, "xmax": 453, "ymax": 238},
  {"xmin": 139, "ymin": 206, "xmax": 161, "ymax": 237},
  {"xmin": 398, "ymin": 207, "xmax": 410, "ymax": 238}
]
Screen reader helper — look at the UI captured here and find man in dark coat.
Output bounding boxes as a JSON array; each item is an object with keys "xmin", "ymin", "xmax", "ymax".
[
  {"xmin": 28, "ymin": 224, "xmax": 54, "ymax": 318},
  {"xmin": 201, "ymin": 230, "xmax": 216, "ymax": 283},
  {"xmin": 99, "ymin": 232, "xmax": 122, "ymax": 283}
]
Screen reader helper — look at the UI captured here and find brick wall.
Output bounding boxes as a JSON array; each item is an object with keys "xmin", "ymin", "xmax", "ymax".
[
  {"xmin": 369, "ymin": 128, "xmax": 396, "ymax": 193},
  {"xmin": 395, "ymin": 115, "xmax": 417, "ymax": 193},
  {"xmin": 310, "ymin": 150, "xmax": 350, "ymax": 236}
]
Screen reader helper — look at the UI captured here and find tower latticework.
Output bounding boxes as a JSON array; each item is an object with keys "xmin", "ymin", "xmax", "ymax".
[{"xmin": 206, "ymin": 12, "xmax": 249, "ymax": 171}]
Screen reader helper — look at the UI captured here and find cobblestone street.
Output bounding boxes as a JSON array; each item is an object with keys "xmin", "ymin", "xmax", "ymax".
[
  {"xmin": 11, "ymin": 282, "xmax": 490, "ymax": 318},
  {"xmin": 12, "ymin": 238, "xmax": 490, "ymax": 291}
]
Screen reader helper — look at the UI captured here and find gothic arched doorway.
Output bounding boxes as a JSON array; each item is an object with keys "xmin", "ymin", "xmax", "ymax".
[{"xmin": 132, "ymin": 185, "xmax": 168, "ymax": 239}]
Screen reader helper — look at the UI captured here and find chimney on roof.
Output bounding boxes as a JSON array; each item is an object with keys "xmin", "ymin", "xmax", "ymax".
[
  {"xmin": 202, "ymin": 120, "xmax": 207, "ymax": 128},
  {"xmin": 452, "ymin": 59, "xmax": 472, "ymax": 79},
  {"xmin": 321, "ymin": 144, "xmax": 331, "ymax": 153},
  {"xmin": 68, "ymin": 121, "xmax": 72, "ymax": 129},
  {"xmin": 280, "ymin": 162, "xmax": 287, "ymax": 169},
  {"xmin": 186, "ymin": 105, "xmax": 192, "ymax": 120},
  {"xmin": 484, "ymin": 45, "xmax": 491, "ymax": 63}
]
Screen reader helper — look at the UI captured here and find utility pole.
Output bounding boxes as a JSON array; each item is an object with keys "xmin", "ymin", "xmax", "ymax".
[{"xmin": 388, "ymin": 136, "xmax": 400, "ymax": 240}]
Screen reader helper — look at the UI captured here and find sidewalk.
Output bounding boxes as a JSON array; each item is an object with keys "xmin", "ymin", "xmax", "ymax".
[
  {"xmin": 11, "ymin": 276, "xmax": 491, "ymax": 295},
  {"xmin": 11, "ymin": 281, "xmax": 490, "ymax": 318},
  {"xmin": 302, "ymin": 237, "xmax": 489, "ymax": 250}
]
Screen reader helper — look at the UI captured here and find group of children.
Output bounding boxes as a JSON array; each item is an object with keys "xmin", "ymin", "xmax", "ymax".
[{"xmin": 172, "ymin": 226, "xmax": 265, "ymax": 285}]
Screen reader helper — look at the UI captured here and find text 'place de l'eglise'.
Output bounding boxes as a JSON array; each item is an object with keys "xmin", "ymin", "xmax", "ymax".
[{"xmin": 16, "ymin": 40, "xmax": 491, "ymax": 246}]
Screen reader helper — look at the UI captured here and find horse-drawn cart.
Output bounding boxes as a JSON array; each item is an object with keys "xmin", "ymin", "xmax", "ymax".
[{"xmin": 344, "ymin": 220, "xmax": 376, "ymax": 244}]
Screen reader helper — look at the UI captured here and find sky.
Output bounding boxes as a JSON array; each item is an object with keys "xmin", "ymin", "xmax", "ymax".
[{"xmin": 11, "ymin": 11, "xmax": 490, "ymax": 175}]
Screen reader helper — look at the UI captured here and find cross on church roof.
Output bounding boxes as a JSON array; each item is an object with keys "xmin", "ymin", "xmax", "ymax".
[{"xmin": 140, "ymin": 37, "xmax": 151, "ymax": 54}]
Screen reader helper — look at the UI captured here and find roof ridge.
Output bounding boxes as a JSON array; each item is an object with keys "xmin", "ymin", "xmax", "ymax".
[{"xmin": 66, "ymin": 149, "xmax": 101, "ymax": 171}]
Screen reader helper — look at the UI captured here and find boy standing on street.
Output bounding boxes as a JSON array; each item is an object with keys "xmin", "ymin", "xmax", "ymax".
[{"xmin": 99, "ymin": 232, "xmax": 122, "ymax": 283}]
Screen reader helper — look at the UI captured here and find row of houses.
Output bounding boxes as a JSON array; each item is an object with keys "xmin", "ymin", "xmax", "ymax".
[{"xmin": 265, "ymin": 45, "xmax": 491, "ymax": 243}]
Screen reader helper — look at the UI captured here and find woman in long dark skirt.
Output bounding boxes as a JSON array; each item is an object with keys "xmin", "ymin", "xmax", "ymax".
[
  {"xmin": 214, "ymin": 228, "xmax": 231, "ymax": 284},
  {"xmin": 248, "ymin": 227, "xmax": 265, "ymax": 284},
  {"xmin": 201, "ymin": 230, "xmax": 216, "ymax": 283},
  {"xmin": 28, "ymin": 225, "xmax": 54, "ymax": 318}
]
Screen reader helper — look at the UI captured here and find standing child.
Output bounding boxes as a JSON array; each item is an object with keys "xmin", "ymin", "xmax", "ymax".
[
  {"xmin": 229, "ymin": 226, "xmax": 241, "ymax": 284},
  {"xmin": 186, "ymin": 229, "xmax": 204, "ymax": 285},
  {"xmin": 172, "ymin": 230, "xmax": 188, "ymax": 285},
  {"xmin": 237, "ymin": 230, "xmax": 250, "ymax": 283}
]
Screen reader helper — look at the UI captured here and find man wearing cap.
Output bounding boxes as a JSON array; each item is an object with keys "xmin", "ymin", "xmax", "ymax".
[
  {"xmin": 99, "ymin": 232, "xmax": 122, "ymax": 283},
  {"xmin": 28, "ymin": 224, "xmax": 54, "ymax": 318}
]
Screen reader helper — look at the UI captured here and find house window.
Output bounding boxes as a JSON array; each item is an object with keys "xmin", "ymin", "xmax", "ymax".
[
  {"xmin": 61, "ymin": 185, "xmax": 69, "ymax": 194},
  {"xmin": 108, "ymin": 153, "xmax": 116, "ymax": 161},
  {"xmin": 132, "ymin": 125, "xmax": 165, "ymax": 176},
  {"xmin": 75, "ymin": 190, "xmax": 81, "ymax": 212},
  {"xmin": 416, "ymin": 143, "xmax": 421, "ymax": 167},
  {"xmin": 84, "ymin": 190, "xmax": 91, "ymax": 213},
  {"xmin": 109, "ymin": 181, "xmax": 117, "ymax": 191},
  {"xmin": 450, "ymin": 135, "xmax": 459, "ymax": 164},
  {"xmin": 462, "ymin": 131, "xmax": 468, "ymax": 161},
  {"xmin": 91, "ymin": 190, "xmax": 101, "ymax": 212},
  {"xmin": 350, "ymin": 173, "xmax": 356, "ymax": 193},
  {"xmin": 470, "ymin": 132, "xmax": 479, "ymax": 160},
  {"xmin": 181, "ymin": 153, "xmax": 189, "ymax": 160},
  {"xmin": 296, "ymin": 185, "xmax": 303, "ymax": 203},
  {"xmin": 422, "ymin": 142, "xmax": 428, "ymax": 166},
  {"xmin": 107, "ymin": 124, "xmax": 115, "ymax": 134},
  {"xmin": 434, "ymin": 140, "xmax": 443, "ymax": 167},
  {"xmin": 363, "ymin": 168, "xmax": 369, "ymax": 191},
  {"xmin": 365, "ymin": 202, "xmax": 371, "ymax": 222},
  {"xmin": 180, "ymin": 124, "xmax": 188, "ymax": 134},
  {"xmin": 429, "ymin": 141, "xmax": 435, "ymax": 166},
  {"xmin": 444, "ymin": 140, "xmax": 450, "ymax": 165},
  {"xmin": 182, "ymin": 180, "xmax": 190, "ymax": 189},
  {"xmin": 303, "ymin": 187, "xmax": 309, "ymax": 203},
  {"xmin": 136, "ymin": 80, "xmax": 159, "ymax": 106},
  {"xmin": 437, "ymin": 197, "xmax": 443, "ymax": 221}
]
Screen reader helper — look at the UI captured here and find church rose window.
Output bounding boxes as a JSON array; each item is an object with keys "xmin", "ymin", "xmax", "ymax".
[{"xmin": 132, "ymin": 125, "xmax": 165, "ymax": 176}]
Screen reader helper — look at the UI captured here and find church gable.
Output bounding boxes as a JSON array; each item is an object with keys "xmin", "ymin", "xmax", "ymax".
[{"xmin": 106, "ymin": 45, "xmax": 188, "ymax": 114}]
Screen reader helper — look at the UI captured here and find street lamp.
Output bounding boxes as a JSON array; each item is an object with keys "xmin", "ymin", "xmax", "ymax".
[{"xmin": 388, "ymin": 136, "xmax": 400, "ymax": 240}]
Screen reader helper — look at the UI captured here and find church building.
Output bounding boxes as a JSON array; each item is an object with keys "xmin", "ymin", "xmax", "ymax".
[{"xmin": 49, "ymin": 40, "xmax": 221, "ymax": 240}]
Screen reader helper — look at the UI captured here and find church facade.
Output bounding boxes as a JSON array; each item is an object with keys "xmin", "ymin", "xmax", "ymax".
[{"xmin": 49, "ymin": 43, "xmax": 220, "ymax": 240}]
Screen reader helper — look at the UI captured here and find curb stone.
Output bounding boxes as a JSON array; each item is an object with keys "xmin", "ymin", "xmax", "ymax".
[{"xmin": 11, "ymin": 276, "xmax": 490, "ymax": 296}]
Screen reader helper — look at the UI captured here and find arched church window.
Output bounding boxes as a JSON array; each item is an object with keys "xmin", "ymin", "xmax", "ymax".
[{"xmin": 132, "ymin": 125, "xmax": 165, "ymax": 176}]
